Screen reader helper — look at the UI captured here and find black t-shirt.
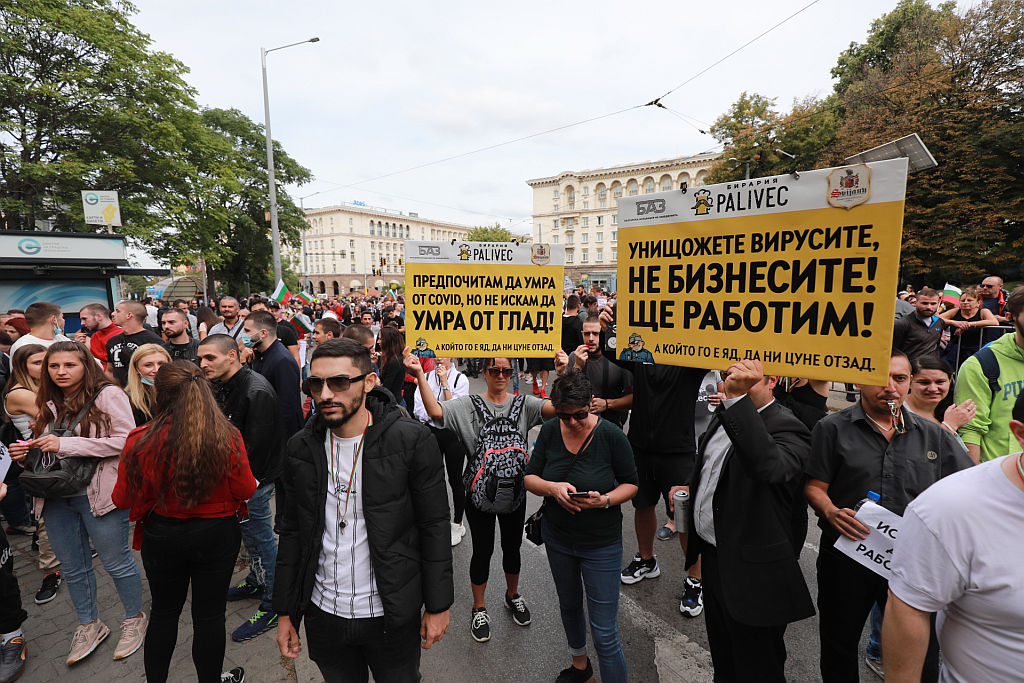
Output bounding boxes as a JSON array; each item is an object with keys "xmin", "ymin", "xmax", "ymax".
[
  {"xmin": 166, "ymin": 338, "xmax": 199, "ymax": 363},
  {"xmin": 614, "ymin": 361, "xmax": 705, "ymax": 457},
  {"xmin": 276, "ymin": 321, "xmax": 299, "ymax": 348},
  {"xmin": 561, "ymin": 315, "xmax": 583, "ymax": 355},
  {"xmin": 106, "ymin": 329, "xmax": 166, "ymax": 386},
  {"xmin": 582, "ymin": 355, "xmax": 632, "ymax": 427}
]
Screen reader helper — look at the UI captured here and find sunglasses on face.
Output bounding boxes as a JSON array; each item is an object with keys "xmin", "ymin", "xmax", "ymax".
[
  {"xmin": 484, "ymin": 368, "xmax": 514, "ymax": 378},
  {"xmin": 979, "ymin": 284, "xmax": 995, "ymax": 288},
  {"xmin": 556, "ymin": 409, "xmax": 590, "ymax": 422},
  {"xmin": 305, "ymin": 374, "xmax": 368, "ymax": 394}
]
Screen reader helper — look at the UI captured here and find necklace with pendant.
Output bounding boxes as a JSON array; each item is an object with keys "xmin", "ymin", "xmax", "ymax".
[{"xmin": 330, "ymin": 412, "xmax": 371, "ymax": 534}]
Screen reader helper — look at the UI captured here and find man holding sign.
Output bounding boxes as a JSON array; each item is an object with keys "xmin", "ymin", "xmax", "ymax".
[{"xmin": 804, "ymin": 350, "xmax": 972, "ymax": 682}]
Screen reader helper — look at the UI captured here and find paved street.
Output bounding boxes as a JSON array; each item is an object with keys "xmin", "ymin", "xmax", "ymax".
[{"xmin": 11, "ymin": 375, "xmax": 878, "ymax": 682}]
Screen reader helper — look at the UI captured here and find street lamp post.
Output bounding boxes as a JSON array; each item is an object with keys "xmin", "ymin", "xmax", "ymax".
[{"xmin": 261, "ymin": 37, "xmax": 319, "ymax": 284}]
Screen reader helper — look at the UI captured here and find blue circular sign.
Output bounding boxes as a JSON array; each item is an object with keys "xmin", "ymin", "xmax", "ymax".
[{"xmin": 17, "ymin": 238, "xmax": 41, "ymax": 255}]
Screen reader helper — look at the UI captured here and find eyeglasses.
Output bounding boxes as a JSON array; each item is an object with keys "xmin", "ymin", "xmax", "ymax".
[
  {"xmin": 305, "ymin": 374, "xmax": 368, "ymax": 394},
  {"xmin": 484, "ymin": 368, "xmax": 514, "ymax": 378},
  {"xmin": 978, "ymin": 284, "xmax": 995, "ymax": 288},
  {"xmin": 556, "ymin": 409, "xmax": 590, "ymax": 422}
]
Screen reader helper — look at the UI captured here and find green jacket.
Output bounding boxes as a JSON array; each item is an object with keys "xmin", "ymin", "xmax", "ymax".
[{"xmin": 954, "ymin": 332, "xmax": 1024, "ymax": 462}]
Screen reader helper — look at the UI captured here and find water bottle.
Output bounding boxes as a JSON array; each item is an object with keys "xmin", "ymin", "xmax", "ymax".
[
  {"xmin": 855, "ymin": 490, "xmax": 881, "ymax": 513},
  {"xmin": 673, "ymin": 489, "xmax": 690, "ymax": 533}
]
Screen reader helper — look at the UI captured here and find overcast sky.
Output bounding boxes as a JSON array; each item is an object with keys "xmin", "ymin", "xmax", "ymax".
[{"xmin": 129, "ymin": 0, "xmax": 971, "ymax": 237}]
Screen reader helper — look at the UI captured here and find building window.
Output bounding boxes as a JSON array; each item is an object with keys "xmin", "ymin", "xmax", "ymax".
[
  {"xmin": 567, "ymin": 234, "xmax": 574, "ymax": 244},
  {"xmin": 582, "ymin": 249, "xmax": 589, "ymax": 262},
  {"xmin": 661, "ymin": 176, "xmax": 672, "ymax": 191},
  {"xmin": 644, "ymin": 179, "xmax": 654, "ymax": 193},
  {"xmin": 330, "ymin": 217, "xmax": 334, "ymax": 226},
  {"xmin": 596, "ymin": 248, "xmax": 603, "ymax": 261},
  {"xmin": 612, "ymin": 214, "xmax": 617, "ymax": 225},
  {"xmin": 582, "ymin": 217, "xmax": 588, "ymax": 227},
  {"xmin": 582, "ymin": 186, "xmax": 588, "ymax": 195},
  {"xmin": 349, "ymin": 217, "xmax": 354, "ymax": 225},
  {"xmin": 597, "ymin": 215, "xmax": 604, "ymax": 226},
  {"xmin": 583, "ymin": 200, "xmax": 589, "ymax": 209},
  {"xmin": 566, "ymin": 250, "xmax": 574, "ymax": 264},
  {"xmin": 597, "ymin": 187, "xmax": 607, "ymax": 199},
  {"xmin": 567, "ymin": 189, "xmax": 575, "ymax": 201},
  {"xmin": 330, "ymin": 239, "xmax": 335, "ymax": 249},
  {"xmin": 627, "ymin": 180, "xmax": 639, "ymax": 196},
  {"xmin": 567, "ymin": 203, "xmax": 574, "ymax": 210},
  {"xmin": 553, "ymin": 204, "xmax": 559, "ymax": 213},
  {"xmin": 611, "ymin": 247, "xmax": 617, "ymax": 260},
  {"xmin": 350, "ymin": 240, "xmax": 355, "ymax": 248},
  {"xmin": 351, "ymin": 264, "xmax": 357, "ymax": 273},
  {"xmin": 613, "ymin": 185, "xmax": 623, "ymax": 198},
  {"xmin": 406, "ymin": 226, "xmax": 410, "ymax": 238},
  {"xmin": 611, "ymin": 230, "xmax": 617, "ymax": 241},
  {"xmin": 596, "ymin": 232, "xmax": 603, "ymax": 241},
  {"xmin": 599, "ymin": 199, "xmax": 606, "ymax": 208},
  {"xmin": 553, "ymin": 220, "xmax": 558, "ymax": 231},
  {"xmin": 582, "ymin": 233, "xmax": 588, "ymax": 243},
  {"xmin": 552, "ymin": 235, "xmax": 559, "ymax": 244},
  {"xmin": 553, "ymin": 189, "xmax": 559, "ymax": 199}
]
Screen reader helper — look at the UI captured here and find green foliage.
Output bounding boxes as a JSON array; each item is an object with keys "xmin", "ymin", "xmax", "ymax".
[
  {"xmin": 0, "ymin": 0, "xmax": 312, "ymax": 296},
  {"xmin": 466, "ymin": 223, "xmax": 514, "ymax": 242}
]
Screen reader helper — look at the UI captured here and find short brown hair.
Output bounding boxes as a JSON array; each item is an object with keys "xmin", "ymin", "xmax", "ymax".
[
  {"xmin": 1007, "ymin": 285, "xmax": 1024, "ymax": 318},
  {"xmin": 316, "ymin": 317, "xmax": 342, "ymax": 338},
  {"xmin": 118, "ymin": 300, "xmax": 147, "ymax": 320},
  {"xmin": 24, "ymin": 302, "xmax": 61, "ymax": 327},
  {"xmin": 917, "ymin": 287, "xmax": 940, "ymax": 299},
  {"xmin": 80, "ymin": 303, "xmax": 111, "ymax": 319}
]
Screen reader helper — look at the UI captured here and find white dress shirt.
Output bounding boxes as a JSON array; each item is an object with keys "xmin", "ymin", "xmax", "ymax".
[
  {"xmin": 693, "ymin": 396, "xmax": 774, "ymax": 547},
  {"xmin": 412, "ymin": 366, "xmax": 469, "ymax": 423}
]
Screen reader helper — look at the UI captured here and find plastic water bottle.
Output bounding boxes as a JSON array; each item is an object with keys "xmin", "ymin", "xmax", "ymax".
[
  {"xmin": 855, "ymin": 490, "xmax": 881, "ymax": 513},
  {"xmin": 673, "ymin": 489, "xmax": 690, "ymax": 533}
]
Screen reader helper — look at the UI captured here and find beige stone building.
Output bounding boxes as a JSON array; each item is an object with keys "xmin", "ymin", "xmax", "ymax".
[
  {"xmin": 301, "ymin": 202, "xmax": 472, "ymax": 295},
  {"xmin": 526, "ymin": 152, "xmax": 719, "ymax": 287}
]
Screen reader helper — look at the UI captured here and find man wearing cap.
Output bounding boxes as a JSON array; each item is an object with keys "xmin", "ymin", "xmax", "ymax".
[{"xmin": 619, "ymin": 333, "xmax": 654, "ymax": 364}]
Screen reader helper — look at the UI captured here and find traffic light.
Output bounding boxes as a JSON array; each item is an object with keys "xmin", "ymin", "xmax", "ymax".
[
  {"xmin": 398, "ymin": 258, "xmax": 403, "ymax": 267},
  {"xmin": 380, "ymin": 257, "xmax": 385, "ymax": 267}
]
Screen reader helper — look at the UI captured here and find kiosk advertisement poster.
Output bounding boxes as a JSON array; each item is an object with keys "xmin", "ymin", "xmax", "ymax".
[
  {"xmin": 405, "ymin": 240, "xmax": 565, "ymax": 358},
  {"xmin": 615, "ymin": 158, "xmax": 908, "ymax": 386}
]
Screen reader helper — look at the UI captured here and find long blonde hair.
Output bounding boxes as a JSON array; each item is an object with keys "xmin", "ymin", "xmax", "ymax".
[{"xmin": 126, "ymin": 343, "xmax": 171, "ymax": 421}]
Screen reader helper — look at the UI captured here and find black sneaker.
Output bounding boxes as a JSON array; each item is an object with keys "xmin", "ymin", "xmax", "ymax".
[
  {"xmin": 556, "ymin": 658, "xmax": 593, "ymax": 683},
  {"xmin": 679, "ymin": 576, "xmax": 704, "ymax": 617},
  {"xmin": 0, "ymin": 635, "xmax": 26, "ymax": 683},
  {"xmin": 503, "ymin": 592, "xmax": 531, "ymax": 626},
  {"xmin": 35, "ymin": 572, "xmax": 61, "ymax": 605},
  {"xmin": 620, "ymin": 553, "xmax": 660, "ymax": 585},
  {"xmin": 470, "ymin": 607, "xmax": 490, "ymax": 643},
  {"xmin": 221, "ymin": 666, "xmax": 245, "ymax": 682}
]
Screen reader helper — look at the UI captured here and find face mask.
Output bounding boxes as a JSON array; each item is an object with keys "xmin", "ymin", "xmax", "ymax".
[
  {"xmin": 141, "ymin": 377, "xmax": 155, "ymax": 386},
  {"xmin": 239, "ymin": 332, "xmax": 260, "ymax": 349},
  {"xmin": 53, "ymin": 325, "xmax": 62, "ymax": 336}
]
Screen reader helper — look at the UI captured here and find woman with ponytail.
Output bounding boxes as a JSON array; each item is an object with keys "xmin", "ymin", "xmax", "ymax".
[
  {"xmin": 114, "ymin": 360, "xmax": 256, "ymax": 683},
  {"xmin": 124, "ymin": 343, "xmax": 171, "ymax": 426}
]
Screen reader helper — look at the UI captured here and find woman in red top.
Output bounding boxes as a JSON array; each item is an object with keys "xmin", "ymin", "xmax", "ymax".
[{"xmin": 113, "ymin": 361, "xmax": 256, "ymax": 683}]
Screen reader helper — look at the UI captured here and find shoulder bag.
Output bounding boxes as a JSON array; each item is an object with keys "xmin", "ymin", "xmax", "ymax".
[{"xmin": 20, "ymin": 394, "xmax": 102, "ymax": 498}]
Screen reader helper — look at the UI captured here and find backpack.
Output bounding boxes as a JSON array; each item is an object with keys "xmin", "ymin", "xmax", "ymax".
[
  {"xmin": 464, "ymin": 394, "xmax": 530, "ymax": 514},
  {"xmin": 974, "ymin": 346, "xmax": 1001, "ymax": 400}
]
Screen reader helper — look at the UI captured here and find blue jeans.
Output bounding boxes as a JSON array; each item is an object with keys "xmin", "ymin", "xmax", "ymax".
[
  {"xmin": 240, "ymin": 483, "xmax": 277, "ymax": 611},
  {"xmin": 542, "ymin": 521, "xmax": 627, "ymax": 683},
  {"xmin": 42, "ymin": 495, "xmax": 143, "ymax": 624},
  {"xmin": 867, "ymin": 601, "xmax": 884, "ymax": 660}
]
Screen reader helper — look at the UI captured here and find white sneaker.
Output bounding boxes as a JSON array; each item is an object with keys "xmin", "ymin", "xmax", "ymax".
[{"xmin": 451, "ymin": 522, "xmax": 466, "ymax": 546}]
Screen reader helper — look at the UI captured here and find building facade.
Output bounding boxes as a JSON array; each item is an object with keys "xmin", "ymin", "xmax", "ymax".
[
  {"xmin": 526, "ymin": 152, "xmax": 719, "ymax": 287},
  {"xmin": 300, "ymin": 202, "xmax": 472, "ymax": 296}
]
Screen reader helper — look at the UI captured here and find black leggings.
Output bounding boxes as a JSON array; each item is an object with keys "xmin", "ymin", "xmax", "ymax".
[
  {"xmin": 432, "ymin": 427, "xmax": 467, "ymax": 524},
  {"xmin": 141, "ymin": 514, "xmax": 240, "ymax": 683},
  {"xmin": 464, "ymin": 497, "xmax": 526, "ymax": 586}
]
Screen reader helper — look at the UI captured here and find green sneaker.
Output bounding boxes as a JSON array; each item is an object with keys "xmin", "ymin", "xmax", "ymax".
[{"xmin": 231, "ymin": 609, "xmax": 277, "ymax": 642}]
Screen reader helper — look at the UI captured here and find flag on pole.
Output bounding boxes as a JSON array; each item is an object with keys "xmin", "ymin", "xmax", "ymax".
[
  {"xmin": 290, "ymin": 313, "xmax": 314, "ymax": 336},
  {"xmin": 384, "ymin": 289, "xmax": 397, "ymax": 302},
  {"xmin": 272, "ymin": 279, "xmax": 291, "ymax": 304},
  {"xmin": 295, "ymin": 291, "xmax": 314, "ymax": 305},
  {"xmin": 940, "ymin": 283, "xmax": 962, "ymax": 306}
]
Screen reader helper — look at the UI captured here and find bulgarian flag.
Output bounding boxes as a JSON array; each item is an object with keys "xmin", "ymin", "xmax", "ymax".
[
  {"xmin": 272, "ymin": 279, "xmax": 291, "ymax": 304},
  {"xmin": 941, "ymin": 283, "xmax": 962, "ymax": 306},
  {"xmin": 384, "ymin": 289, "xmax": 397, "ymax": 302},
  {"xmin": 295, "ymin": 291, "xmax": 314, "ymax": 305},
  {"xmin": 290, "ymin": 313, "xmax": 314, "ymax": 336}
]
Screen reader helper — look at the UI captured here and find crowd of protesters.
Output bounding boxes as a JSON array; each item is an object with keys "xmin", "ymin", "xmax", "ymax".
[{"xmin": 0, "ymin": 271, "xmax": 1020, "ymax": 683}]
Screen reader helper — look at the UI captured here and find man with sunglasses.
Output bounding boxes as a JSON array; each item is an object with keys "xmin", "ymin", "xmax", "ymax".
[
  {"xmin": 276, "ymin": 339, "xmax": 452, "ymax": 681},
  {"xmin": 978, "ymin": 276, "xmax": 1010, "ymax": 323},
  {"xmin": 804, "ymin": 350, "xmax": 971, "ymax": 682},
  {"xmin": 197, "ymin": 334, "xmax": 286, "ymax": 643}
]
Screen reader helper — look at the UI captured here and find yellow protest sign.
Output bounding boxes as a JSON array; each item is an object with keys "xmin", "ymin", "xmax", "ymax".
[
  {"xmin": 615, "ymin": 158, "xmax": 908, "ymax": 385},
  {"xmin": 405, "ymin": 241, "xmax": 564, "ymax": 358}
]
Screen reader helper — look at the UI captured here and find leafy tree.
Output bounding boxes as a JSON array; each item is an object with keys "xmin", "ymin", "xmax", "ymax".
[{"xmin": 466, "ymin": 223, "xmax": 513, "ymax": 241}]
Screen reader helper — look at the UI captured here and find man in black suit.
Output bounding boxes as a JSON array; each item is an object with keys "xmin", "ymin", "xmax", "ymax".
[{"xmin": 684, "ymin": 359, "xmax": 814, "ymax": 682}]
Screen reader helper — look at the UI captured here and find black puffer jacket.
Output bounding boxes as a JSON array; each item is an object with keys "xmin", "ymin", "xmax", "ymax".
[
  {"xmin": 213, "ymin": 367, "xmax": 285, "ymax": 484},
  {"xmin": 273, "ymin": 386, "xmax": 453, "ymax": 629}
]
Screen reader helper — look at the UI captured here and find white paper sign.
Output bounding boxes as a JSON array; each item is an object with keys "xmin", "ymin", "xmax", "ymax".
[
  {"xmin": 833, "ymin": 500, "xmax": 902, "ymax": 579},
  {"xmin": 0, "ymin": 445, "xmax": 12, "ymax": 484},
  {"xmin": 81, "ymin": 190, "xmax": 122, "ymax": 226}
]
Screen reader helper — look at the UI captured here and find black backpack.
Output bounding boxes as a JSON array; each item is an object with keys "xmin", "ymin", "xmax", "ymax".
[{"xmin": 464, "ymin": 395, "xmax": 530, "ymax": 514}]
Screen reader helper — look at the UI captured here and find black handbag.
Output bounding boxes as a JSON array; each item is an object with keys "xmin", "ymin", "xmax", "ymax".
[
  {"xmin": 19, "ymin": 394, "xmax": 101, "ymax": 498},
  {"xmin": 524, "ymin": 419, "xmax": 601, "ymax": 546}
]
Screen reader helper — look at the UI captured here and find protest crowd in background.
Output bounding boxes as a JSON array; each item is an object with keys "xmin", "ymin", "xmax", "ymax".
[{"xmin": 0, "ymin": 270, "xmax": 1022, "ymax": 683}]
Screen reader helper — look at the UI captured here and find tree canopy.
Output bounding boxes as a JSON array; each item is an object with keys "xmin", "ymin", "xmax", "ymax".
[
  {"xmin": 466, "ymin": 224, "xmax": 514, "ymax": 242},
  {"xmin": 0, "ymin": 0, "xmax": 312, "ymax": 295}
]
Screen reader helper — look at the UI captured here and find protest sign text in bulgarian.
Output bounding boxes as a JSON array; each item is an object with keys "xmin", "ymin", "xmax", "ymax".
[
  {"xmin": 616, "ymin": 158, "xmax": 908, "ymax": 385},
  {"xmin": 405, "ymin": 240, "xmax": 565, "ymax": 357}
]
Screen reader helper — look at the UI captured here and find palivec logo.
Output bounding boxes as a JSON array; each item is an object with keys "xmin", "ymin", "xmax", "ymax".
[{"xmin": 17, "ymin": 238, "xmax": 41, "ymax": 255}]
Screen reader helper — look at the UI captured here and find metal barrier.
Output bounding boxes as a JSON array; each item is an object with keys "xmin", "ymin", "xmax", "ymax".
[{"xmin": 948, "ymin": 324, "xmax": 1015, "ymax": 370}]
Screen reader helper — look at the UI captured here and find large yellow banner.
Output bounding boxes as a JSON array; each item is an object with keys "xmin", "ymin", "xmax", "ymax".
[
  {"xmin": 615, "ymin": 159, "xmax": 908, "ymax": 385},
  {"xmin": 405, "ymin": 241, "xmax": 564, "ymax": 358}
]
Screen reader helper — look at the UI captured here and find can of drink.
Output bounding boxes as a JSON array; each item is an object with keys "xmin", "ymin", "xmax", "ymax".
[{"xmin": 673, "ymin": 489, "xmax": 690, "ymax": 533}]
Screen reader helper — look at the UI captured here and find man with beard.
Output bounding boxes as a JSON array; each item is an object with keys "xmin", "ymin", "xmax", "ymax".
[
  {"xmin": 75, "ymin": 303, "xmax": 122, "ymax": 365},
  {"xmin": 197, "ymin": 334, "xmax": 285, "ymax": 643},
  {"xmin": 565, "ymin": 312, "xmax": 632, "ymax": 428},
  {"xmin": 955, "ymin": 285, "xmax": 1024, "ymax": 463},
  {"xmin": 275, "ymin": 339, "xmax": 452, "ymax": 681},
  {"xmin": 160, "ymin": 308, "xmax": 198, "ymax": 363},
  {"xmin": 209, "ymin": 296, "xmax": 244, "ymax": 339},
  {"xmin": 804, "ymin": 350, "xmax": 972, "ymax": 682}
]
